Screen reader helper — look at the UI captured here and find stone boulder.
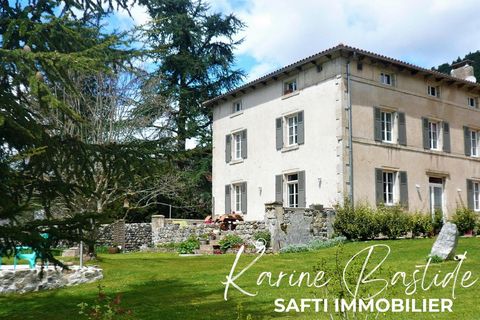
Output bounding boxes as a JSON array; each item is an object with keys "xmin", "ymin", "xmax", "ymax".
[{"xmin": 430, "ymin": 222, "xmax": 459, "ymax": 260}]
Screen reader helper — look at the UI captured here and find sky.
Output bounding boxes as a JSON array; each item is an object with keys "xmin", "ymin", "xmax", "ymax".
[{"xmin": 112, "ymin": 0, "xmax": 480, "ymax": 84}]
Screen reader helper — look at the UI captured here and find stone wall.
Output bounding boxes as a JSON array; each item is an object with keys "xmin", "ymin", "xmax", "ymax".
[
  {"xmin": 0, "ymin": 266, "xmax": 102, "ymax": 295},
  {"xmin": 97, "ymin": 206, "xmax": 334, "ymax": 252},
  {"xmin": 152, "ymin": 219, "xmax": 266, "ymax": 245},
  {"xmin": 97, "ymin": 223, "xmax": 151, "ymax": 252},
  {"xmin": 265, "ymin": 202, "xmax": 335, "ymax": 252}
]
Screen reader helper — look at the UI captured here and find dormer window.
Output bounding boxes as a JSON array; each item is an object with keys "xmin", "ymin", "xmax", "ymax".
[{"xmin": 283, "ymin": 79, "xmax": 297, "ymax": 95}]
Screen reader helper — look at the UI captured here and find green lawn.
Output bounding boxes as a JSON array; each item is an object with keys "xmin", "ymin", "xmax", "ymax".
[{"xmin": 0, "ymin": 238, "xmax": 479, "ymax": 319}]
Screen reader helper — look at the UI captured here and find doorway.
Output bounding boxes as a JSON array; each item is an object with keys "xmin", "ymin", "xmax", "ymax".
[{"xmin": 429, "ymin": 177, "xmax": 444, "ymax": 221}]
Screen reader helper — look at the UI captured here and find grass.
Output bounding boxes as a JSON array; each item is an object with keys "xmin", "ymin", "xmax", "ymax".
[{"xmin": 0, "ymin": 238, "xmax": 479, "ymax": 319}]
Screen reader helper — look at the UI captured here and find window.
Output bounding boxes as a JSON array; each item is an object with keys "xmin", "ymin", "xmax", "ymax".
[
  {"xmin": 286, "ymin": 173, "xmax": 299, "ymax": 208},
  {"xmin": 234, "ymin": 184, "xmax": 242, "ymax": 213},
  {"xmin": 283, "ymin": 79, "xmax": 297, "ymax": 95},
  {"xmin": 429, "ymin": 121, "xmax": 441, "ymax": 150},
  {"xmin": 380, "ymin": 72, "xmax": 393, "ymax": 86},
  {"xmin": 468, "ymin": 97, "xmax": 478, "ymax": 108},
  {"xmin": 233, "ymin": 132, "xmax": 242, "ymax": 160},
  {"xmin": 428, "ymin": 85, "xmax": 440, "ymax": 98},
  {"xmin": 383, "ymin": 171, "xmax": 395, "ymax": 205},
  {"xmin": 287, "ymin": 115, "xmax": 298, "ymax": 145},
  {"xmin": 381, "ymin": 111, "xmax": 394, "ymax": 142},
  {"xmin": 471, "ymin": 130, "xmax": 480, "ymax": 157},
  {"xmin": 474, "ymin": 182, "xmax": 480, "ymax": 212},
  {"xmin": 233, "ymin": 100, "xmax": 242, "ymax": 113}
]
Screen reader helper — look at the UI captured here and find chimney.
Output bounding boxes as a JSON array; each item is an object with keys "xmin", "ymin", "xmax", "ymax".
[{"xmin": 450, "ymin": 60, "xmax": 476, "ymax": 83}]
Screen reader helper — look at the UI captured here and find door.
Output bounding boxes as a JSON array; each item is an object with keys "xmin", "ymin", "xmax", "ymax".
[{"xmin": 429, "ymin": 179, "xmax": 444, "ymax": 221}]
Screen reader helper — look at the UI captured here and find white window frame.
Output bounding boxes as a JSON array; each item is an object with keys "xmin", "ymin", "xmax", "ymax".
[
  {"xmin": 468, "ymin": 97, "xmax": 478, "ymax": 108},
  {"xmin": 233, "ymin": 184, "xmax": 242, "ymax": 213},
  {"xmin": 380, "ymin": 72, "xmax": 393, "ymax": 86},
  {"xmin": 474, "ymin": 181, "xmax": 480, "ymax": 212},
  {"xmin": 287, "ymin": 114, "xmax": 299, "ymax": 146},
  {"xmin": 382, "ymin": 171, "xmax": 396, "ymax": 205},
  {"xmin": 286, "ymin": 173, "xmax": 299, "ymax": 208},
  {"xmin": 233, "ymin": 100, "xmax": 242, "ymax": 113},
  {"xmin": 381, "ymin": 110, "xmax": 394, "ymax": 143},
  {"xmin": 232, "ymin": 132, "xmax": 242, "ymax": 160},
  {"xmin": 471, "ymin": 130, "xmax": 480, "ymax": 157},
  {"xmin": 428, "ymin": 85, "xmax": 440, "ymax": 98},
  {"xmin": 428, "ymin": 120, "xmax": 441, "ymax": 150},
  {"xmin": 283, "ymin": 78, "xmax": 297, "ymax": 95}
]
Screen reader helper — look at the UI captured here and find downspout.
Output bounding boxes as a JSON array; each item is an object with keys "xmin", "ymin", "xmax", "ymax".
[{"xmin": 346, "ymin": 59, "xmax": 354, "ymax": 206}]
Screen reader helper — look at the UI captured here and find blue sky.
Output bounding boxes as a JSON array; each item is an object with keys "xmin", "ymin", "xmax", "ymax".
[
  {"xmin": 111, "ymin": 0, "xmax": 480, "ymax": 84},
  {"xmin": 10, "ymin": 0, "xmax": 478, "ymax": 84}
]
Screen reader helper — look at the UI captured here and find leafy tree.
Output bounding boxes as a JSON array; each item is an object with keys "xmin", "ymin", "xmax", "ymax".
[{"xmin": 0, "ymin": 0, "xmax": 144, "ymax": 261}]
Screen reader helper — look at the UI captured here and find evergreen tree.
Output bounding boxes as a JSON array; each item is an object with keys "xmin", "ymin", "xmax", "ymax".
[
  {"xmin": 0, "ymin": 0, "xmax": 141, "ymax": 261},
  {"xmin": 142, "ymin": 0, "xmax": 245, "ymax": 150}
]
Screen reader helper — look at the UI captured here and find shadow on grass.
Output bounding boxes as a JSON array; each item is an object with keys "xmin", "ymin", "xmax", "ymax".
[{"xmin": 0, "ymin": 277, "xmax": 272, "ymax": 320}]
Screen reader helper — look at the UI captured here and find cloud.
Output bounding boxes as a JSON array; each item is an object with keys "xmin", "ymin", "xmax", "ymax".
[{"xmin": 209, "ymin": 0, "xmax": 480, "ymax": 79}]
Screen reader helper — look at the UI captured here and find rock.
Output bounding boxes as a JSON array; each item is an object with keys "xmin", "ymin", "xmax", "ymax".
[{"xmin": 430, "ymin": 222, "xmax": 459, "ymax": 260}]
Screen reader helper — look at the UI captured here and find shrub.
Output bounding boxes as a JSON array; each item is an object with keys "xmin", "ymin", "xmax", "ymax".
[
  {"xmin": 280, "ymin": 236, "xmax": 347, "ymax": 253},
  {"xmin": 334, "ymin": 202, "xmax": 379, "ymax": 240},
  {"xmin": 432, "ymin": 210, "xmax": 444, "ymax": 235},
  {"xmin": 253, "ymin": 231, "xmax": 271, "ymax": 247},
  {"xmin": 410, "ymin": 213, "xmax": 433, "ymax": 238},
  {"xmin": 219, "ymin": 234, "xmax": 244, "ymax": 252},
  {"xmin": 377, "ymin": 205, "xmax": 410, "ymax": 239},
  {"xmin": 177, "ymin": 236, "xmax": 200, "ymax": 254},
  {"xmin": 452, "ymin": 207, "xmax": 477, "ymax": 234}
]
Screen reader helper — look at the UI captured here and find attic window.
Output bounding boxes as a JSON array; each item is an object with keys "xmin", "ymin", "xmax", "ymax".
[{"xmin": 283, "ymin": 79, "xmax": 297, "ymax": 95}]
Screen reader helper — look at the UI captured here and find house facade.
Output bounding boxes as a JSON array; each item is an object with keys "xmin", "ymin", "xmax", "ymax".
[{"xmin": 206, "ymin": 44, "xmax": 480, "ymax": 221}]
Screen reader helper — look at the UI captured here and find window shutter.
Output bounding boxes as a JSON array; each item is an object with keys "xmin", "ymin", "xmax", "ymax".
[
  {"xmin": 399, "ymin": 171, "xmax": 408, "ymax": 209},
  {"xmin": 231, "ymin": 103, "xmax": 236, "ymax": 114},
  {"xmin": 275, "ymin": 175, "xmax": 283, "ymax": 203},
  {"xmin": 397, "ymin": 112, "xmax": 407, "ymax": 146},
  {"xmin": 225, "ymin": 135, "xmax": 231, "ymax": 163},
  {"xmin": 375, "ymin": 168, "xmax": 383, "ymax": 204},
  {"xmin": 422, "ymin": 118, "xmax": 429, "ymax": 149},
  {"xmin": 391, "ymin": 74, "xmax": 396, "ymax": 87},
  {"xmin": 298, "ymin": 170, "xmax": 306, "ymax": 208},
  {"xmin": 467, "ymin": 179, "xmax": 474, "ymax": 210},
  {"xmin": 464, "ymin": 126, "xmax": 471, "ymax": 156},
  {"xmin": 276, "ymin": 118, "xmax": 283, "ymax": 150},
  {"xmin": 297, "ymin": 111, "xmax": 305, "ymax": 145},
  {"xmin": 374, "ymin": 107, "xmax": 382, "ymax": 142},
  {"xmin": 443, "ymin": 122, "xmax": 451, "ymax": 153},
  {"xmin": 241, "ymin": 130, "xmax": 247, "ymax": 159},
  {"xmin": 225, "ymin": 185, "xmax": 231, "ymax": 214},
  {"xmin": 241, "ymin": 182, "xmax": 247, "ymax": 214}
]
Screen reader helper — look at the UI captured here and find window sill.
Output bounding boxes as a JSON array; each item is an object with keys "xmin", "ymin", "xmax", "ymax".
[
  {"xmin": 281, "ymin": 145, "xmax": 299, "ymax": 153},
  {"xmin": 281, "ymin": 91, "xmax": 300, "ymax": 100},
  {"xmin": 230, "ymin": 111, "xmax": 244, "ymax": 118},
  {"xmin": 229, "ymin": 159, "xmax": 244, "ymax": 165}
]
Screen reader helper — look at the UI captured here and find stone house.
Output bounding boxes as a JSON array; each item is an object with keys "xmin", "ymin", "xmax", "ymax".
[{"xmin": 205, "ymin": 44, "xmax": 480, "ymax": 221}]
